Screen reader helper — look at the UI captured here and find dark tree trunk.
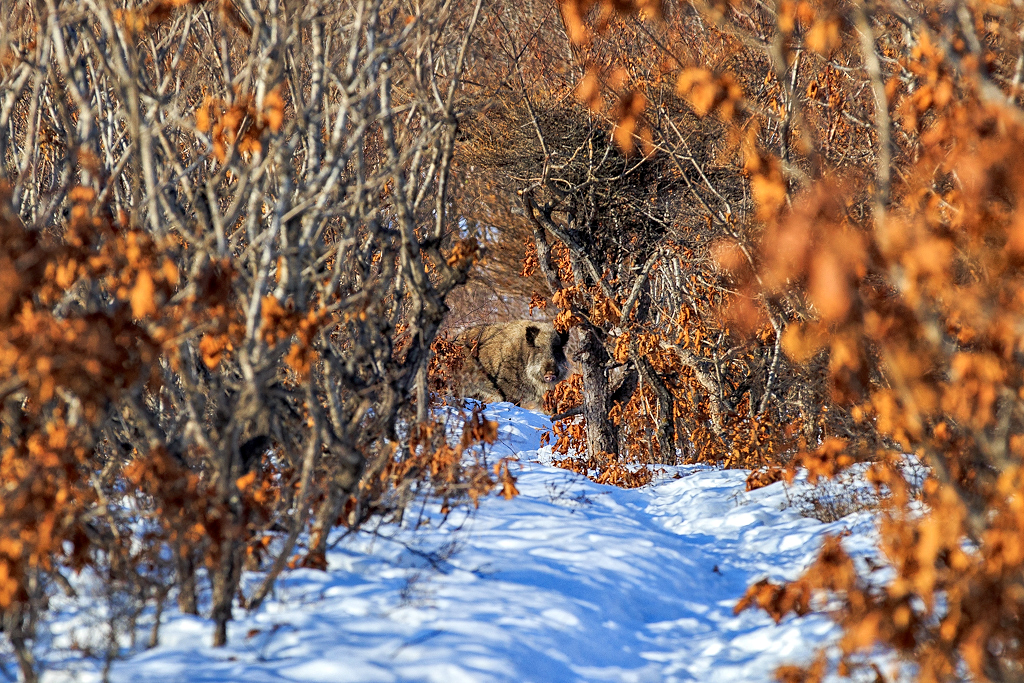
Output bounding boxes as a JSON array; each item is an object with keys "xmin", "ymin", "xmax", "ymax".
[
  {"xmin": 637, "ymin": 356, "xmax": 677, "ymax": 464},
  {"xmin": 210, "ymin": 544, "xmax": 242, "ymax": 647},
  {"xmin": 176, "ymin": 551, "xmax": 198, "ymax": 615},
  {"xmin": 211, "ymin": 442, "xmax": 242, "ymax": 647},
  {"xmin": 11, "ymin": 634, "xmax": 37, "ymax": 683},
  {"xmin": 5, "ymin": 604, "xmax": 38, "ymax": 683},
  {"xmin": 306, "ymin": 487, "xmax": 343, "ymax": 567},
  {"xmin": 577, "ymin": 326, "xmax": 618, "ymax": 459}
]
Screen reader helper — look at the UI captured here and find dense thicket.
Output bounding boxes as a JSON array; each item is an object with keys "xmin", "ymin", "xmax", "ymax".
[
  {"xmin": 6, "ymin": 0, "xmax": 1024, "ymax": 680},
  {"xmin": 454, "ymin": 0, "xmax": 838, "ymax": 480},
  {"xmin": 472, "ymin": 0, "xmax": 1024, "ymax": 680},
  {"xmin": 0, "ymin": 0, "xmax": 503, "ymax": 677}
]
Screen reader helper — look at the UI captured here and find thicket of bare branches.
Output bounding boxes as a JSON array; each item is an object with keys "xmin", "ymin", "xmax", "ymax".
[
  {"xmin": 8, "ymin": 0, "xmax": 1024, "ymax": 679},
  {"xmin": 0, "ymin": 0, "xmax": 507, "ymax": 677},
  {"xmin": 451, "ymin": 0, "xmax": 832, "ymax": 484},
  {"xmin": 470, "ymin": 0, "xmax": 1024, "ymax": 680}
]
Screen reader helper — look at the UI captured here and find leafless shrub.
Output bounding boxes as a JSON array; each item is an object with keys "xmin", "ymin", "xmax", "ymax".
[{"xmin": 0, "ymin": 0, "xmax": 497, "ymax": 675}]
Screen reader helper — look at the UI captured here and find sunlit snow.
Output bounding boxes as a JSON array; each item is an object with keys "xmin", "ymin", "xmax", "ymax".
[{"xmin": 27, "ymin": 403, "xmax": 891, "ymax": 683}]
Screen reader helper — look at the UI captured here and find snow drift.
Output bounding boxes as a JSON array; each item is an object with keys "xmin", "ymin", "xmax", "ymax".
[{"xmin": 30, "ymin": 404, "xmax": 883, "ymax": 683}]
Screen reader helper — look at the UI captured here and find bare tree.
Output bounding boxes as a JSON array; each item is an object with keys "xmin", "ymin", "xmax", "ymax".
[{"xmin": 0, "ymin": 0, "xmax": 486, "ymax": 670}]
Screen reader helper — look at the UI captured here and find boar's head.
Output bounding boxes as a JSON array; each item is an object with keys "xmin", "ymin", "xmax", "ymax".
[{"xmin": 523, "ymin": 323, "xmax": 570, "ymax": 394}]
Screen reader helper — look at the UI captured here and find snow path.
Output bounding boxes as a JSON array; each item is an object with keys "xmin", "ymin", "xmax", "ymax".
[{"xmin": 42, "ymin": 404, "xmax": 880, "ymax": 683}]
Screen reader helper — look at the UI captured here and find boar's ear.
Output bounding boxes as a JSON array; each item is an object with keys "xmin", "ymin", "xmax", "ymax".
[
  {"xmin": 557, "ymin": 328, "xmax": 569, "ymax": 347},
  {"xmin": 525, "ymin": 324, "xmax": 540, "ymax": 347}
]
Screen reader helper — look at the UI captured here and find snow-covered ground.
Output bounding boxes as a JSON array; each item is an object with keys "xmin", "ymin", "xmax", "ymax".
[{"xmin": 29, "ymin": 404, "xmax": 889, "ymax": 683}]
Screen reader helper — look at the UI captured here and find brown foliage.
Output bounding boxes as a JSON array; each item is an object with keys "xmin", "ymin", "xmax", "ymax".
[
  {"xmin": 0, "ymin": 0, "xmax": 502, "ymax": 675},
  {"xmin": 458, "ymin": 0, "xmax": 824, "ymax": 483},
  {"xmin": 9, "ymin": 0, "xmax": 1024, "ymax": 678},
  {"xmin": 455, "ymin": 0, "xmax": 1024, "ymax": 679},
  {"xmin": 546, "ymin": 0, "xmax": 1024, "ymax": 679}
]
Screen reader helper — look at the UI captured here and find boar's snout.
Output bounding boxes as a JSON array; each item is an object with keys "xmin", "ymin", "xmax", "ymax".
[
  {"xmin": 528, "ymin": 333, "xmax": 568, "ymax": 390},
  {"xmin": 540, "ymin": 358, "xmax": 565, "ymax": 384}
]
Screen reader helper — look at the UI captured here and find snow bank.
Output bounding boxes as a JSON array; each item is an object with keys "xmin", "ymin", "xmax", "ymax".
[{"xmin": 32, "ymin": 403, "xmax": 884, "ymax": 683}]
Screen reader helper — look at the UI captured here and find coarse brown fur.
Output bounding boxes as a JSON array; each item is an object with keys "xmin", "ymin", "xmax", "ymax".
[{"xmin": 454, "ymin": 321, "xmax": 570, "ymax": 411}]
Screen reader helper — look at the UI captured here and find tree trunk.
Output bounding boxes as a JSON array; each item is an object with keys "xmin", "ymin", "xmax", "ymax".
[
  {"xmin": 176, "ymin": 551, "xmax": 198, "ymax": 615},
  {"xmin": 210, "ymin": 545, "xmax": 241, "ymax": 647},
  {"xmin": 6, "ymin": 604, "xmax": 38, "ymax": 683},
  {"xmin": 577, "ymin": 327, "xmax": 618, "ymax": 459},
  {"xmin": 637, "ymin": 356, "xmax": 677, "ymax": 464},
  {"xmin": 11, "ymin": 634, "xmax": 37, "ymax": 683}
]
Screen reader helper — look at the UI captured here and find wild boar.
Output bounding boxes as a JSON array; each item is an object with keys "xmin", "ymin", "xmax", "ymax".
[{"xmin": 454, "ymin": 320, "xmax": 570, "ymax": 411}]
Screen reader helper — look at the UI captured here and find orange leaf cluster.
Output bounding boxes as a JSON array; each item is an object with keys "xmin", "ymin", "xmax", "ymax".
[
  {"xmin": 196, "ymin": 88, "xmax": 286, "ymax": 163},
  {"xmin": 381, "ymin": 408, "xmax": 509, "ymax": 512},
  {"xmin": 676, "ymin": 68, "xmax": 744, "ymax": 121},
  {"xmin": 551, "ymin": 451, "xmax": 657, "ymax": 488},
  {"xmin": 260, "ymin": 295, "xmax": 328, "ymax": 378}
]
